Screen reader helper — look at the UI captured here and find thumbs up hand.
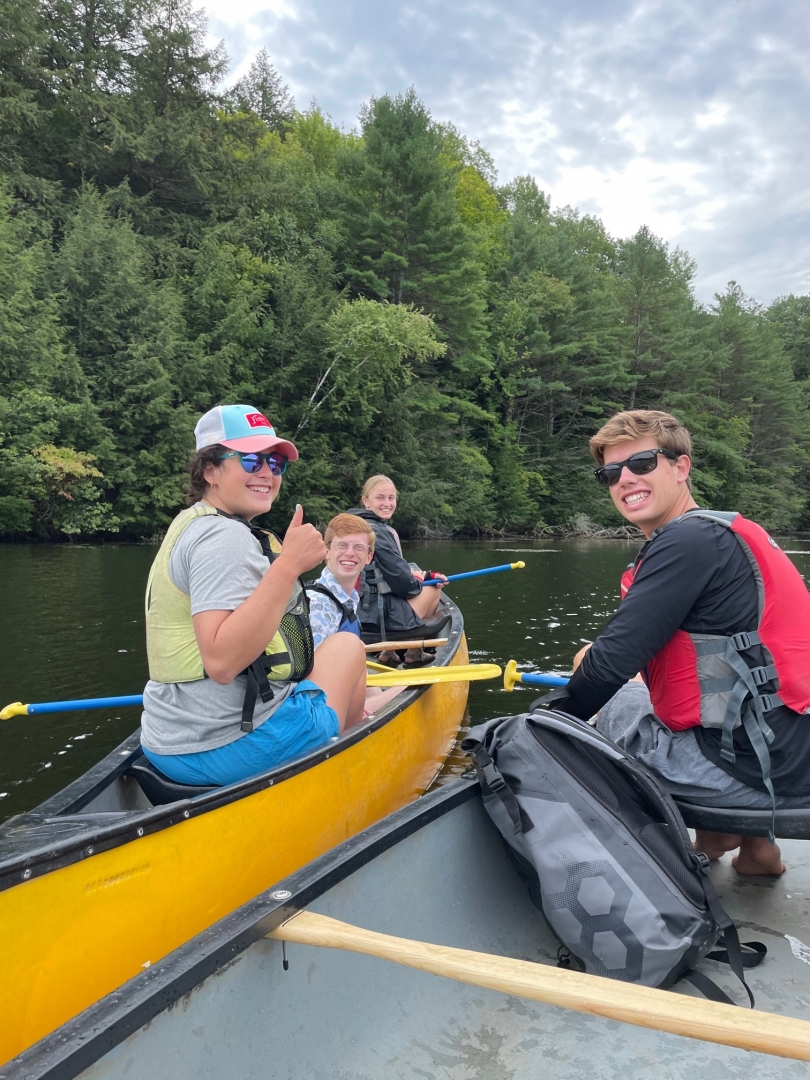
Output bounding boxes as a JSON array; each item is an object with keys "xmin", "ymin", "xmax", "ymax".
[{"xmin": 279, "ymin": 504, "xmax": 328, "ymax": 576}]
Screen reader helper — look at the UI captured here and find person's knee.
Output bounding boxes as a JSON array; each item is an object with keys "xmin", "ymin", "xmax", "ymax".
[
  {"xmin": 314, "ymin": 632, "xmax": 365, "ymax": 675},
  {"xmin": 572, "ymin": 643, "xmax": 592, "ymax": 671}
]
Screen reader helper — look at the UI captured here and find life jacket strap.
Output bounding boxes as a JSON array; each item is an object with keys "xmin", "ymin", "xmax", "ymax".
[
  {"xmin": 715, "ymin": 638, "xmax": 778, "ymax": 840},
  {"xmin": 742, "ymin": 704, "xmax": 777, "ymax": 843},
  {"xmin": 306, "ymin": 583, "xmax": 359, "ymax": 625},
  {"xmin": 359, "ymin": 559, "xmax": 390, "ymax": 638},
  {"xmin": 240, "ymin": 652, "xmax": 292, "ymax": 732}
]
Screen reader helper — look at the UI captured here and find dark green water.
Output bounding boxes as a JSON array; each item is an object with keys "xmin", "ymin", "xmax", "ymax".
[{"xmin": 3, "ymin": 537, "xmax": 810, "ymax": 822}]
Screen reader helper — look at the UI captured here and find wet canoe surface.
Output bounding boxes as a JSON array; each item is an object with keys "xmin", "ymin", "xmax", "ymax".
[
  {"xmin": 10, "ymin": 777, "xmax": 810, "ymax": 1080},
  {"xmin": 0, "ymin": 598, "xmax": 468, "ymax": 1065}
]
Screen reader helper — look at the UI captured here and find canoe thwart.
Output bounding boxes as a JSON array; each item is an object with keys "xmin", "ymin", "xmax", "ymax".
[
  {"xmin": 269, "ymin": 911, "xmax": 810, "ymax": 1063},
  {"xmin": 364, "ymin": 638, "xmax": 448, "ymax": 652}
]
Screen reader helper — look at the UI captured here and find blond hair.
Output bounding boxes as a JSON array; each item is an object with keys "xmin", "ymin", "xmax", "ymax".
[
  {"xmin": 361, "ymin": 474, "xmax": 396, "ymax": 500},
  {"xmin": 589, "ymin": 410, "xmax": 692, "ymax": 465},
  {"xmin": 324, "ymin": 513, "xmax": 375, "ymax": 553}
]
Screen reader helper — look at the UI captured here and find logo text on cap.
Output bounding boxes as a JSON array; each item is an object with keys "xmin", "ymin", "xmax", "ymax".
[{"xmin": 245, "ymin": 412, "xmax": 271, "ymax": 429}]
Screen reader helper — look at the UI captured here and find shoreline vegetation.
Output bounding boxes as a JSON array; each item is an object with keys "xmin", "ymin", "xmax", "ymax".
[{"xmin": 2, "ymin": 1, "xmax": 810, "ymax": 544}]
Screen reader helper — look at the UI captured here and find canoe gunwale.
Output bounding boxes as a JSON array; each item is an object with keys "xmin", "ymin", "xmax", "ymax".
[
  {"xmin": 1, "ymin": 778, "xmax": 480, "ymax": 1080},
  {"xmin": 0, "ymin": 597, "xmax": 465, "ymax": 893}
]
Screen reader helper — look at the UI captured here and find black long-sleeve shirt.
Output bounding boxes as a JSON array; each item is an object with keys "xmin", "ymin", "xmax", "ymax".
[
  {"xmin": 347, "ymin": 507, "xmax": 423, "ymax": 634},
  {"xmin": 564, "ymin": 511, "xmax": 810, "ymax": 796},
  {"xmin": 347, "ymin": 508, "xmax": 422, "ymax": 599}
]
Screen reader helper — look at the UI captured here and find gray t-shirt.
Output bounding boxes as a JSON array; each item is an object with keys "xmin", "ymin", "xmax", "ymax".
[{"xmin": 141, "ymin": 512, "xmax": 293, "ymax": 755}]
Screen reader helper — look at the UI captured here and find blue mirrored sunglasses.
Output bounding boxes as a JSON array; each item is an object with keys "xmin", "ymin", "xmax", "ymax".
[{"xmin": 221, "ymin": 450, "xmax": 288, "ymax": 476}]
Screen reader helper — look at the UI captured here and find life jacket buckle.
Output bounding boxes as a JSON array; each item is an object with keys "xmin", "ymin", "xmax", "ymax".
[
  {"xmin": 729, "ymin": 631, "xmax": 760, "ymax": 652},
  {"xmin": 750, "ymin": 665, "xmax": 777, "ymax": 687}
]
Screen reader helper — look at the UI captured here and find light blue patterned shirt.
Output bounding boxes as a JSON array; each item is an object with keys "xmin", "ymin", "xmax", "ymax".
[{"xmin": 307, "ymin": 567, "xmax": 360, "ymax": 648}]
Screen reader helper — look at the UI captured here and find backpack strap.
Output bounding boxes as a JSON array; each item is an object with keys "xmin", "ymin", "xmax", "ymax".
[
  {"xmin": 681, "ymin": 935, "xmax": 766, "ymax": 1005},
  {"xmin": 461, "ymin": 740, "xmax": 534, "ymax": 836},
  {"xmin": 689, "ymin": 851, "xmax": 761, "ymax": 1007}
]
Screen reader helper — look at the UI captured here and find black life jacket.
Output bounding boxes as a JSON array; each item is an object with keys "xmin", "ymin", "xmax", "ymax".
[{"xmin": 355, "ymin": 520, "xmax": 393, "ymax": 636}]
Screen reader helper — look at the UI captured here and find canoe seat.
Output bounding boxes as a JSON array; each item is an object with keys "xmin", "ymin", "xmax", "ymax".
[
  {"xmin": 361, "ymin": 611, "xmax": 451, "ymax": 646},
  {"xmin": 674, "ymin": 799, "xmax": 810, "ymax": 840},
  {"xmin": 127, "ymin": 757, "xmax": 217, "ymax": 806}
]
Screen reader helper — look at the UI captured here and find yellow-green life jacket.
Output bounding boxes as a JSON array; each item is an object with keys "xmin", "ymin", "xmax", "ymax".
[{"xmin": 145, "ymin": 504, "xmax": 315, "ymax": 731}]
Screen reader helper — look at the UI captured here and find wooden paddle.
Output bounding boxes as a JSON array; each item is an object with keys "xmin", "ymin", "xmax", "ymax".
[
  {"xmin": 270, "ymin": 912, "xmax": 810, "ymax": 1063},
  {"xmin": 364, "ymin": 638, "xmax": 448, "ymax": 652}
]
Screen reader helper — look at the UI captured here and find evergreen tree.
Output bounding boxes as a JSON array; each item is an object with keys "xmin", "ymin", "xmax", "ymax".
[
  {"xmin": 614, "ymin": 226, "xmax": 697, "ymax": 409},
  {"xmin": 0, "ymin": 0, "xmax": 53, "ymax": 199},
  {"xmin": 704, "ymin": 284, "xmax": 808, "ymax": 529},
  {"xmin": 232, "ymin": 49, "xmax": 295, "ymax": 134},
  {"xmin": 336, "ymin": 89, "xmax": 489, "ymax": 386},
  {"xmin": 56, "ymin": 185, "xmax": 188, "ymax": 532},
  {"xmin": 0, "ymin": 186, "xmax": 110, "ymax": 534},
  {"xmin": 767, "ymin": 295, "xmax": 810, "ymax": 382},
  {"xmin": 98, "ymin": 0, "xmax": 228, "ymax": 227}
]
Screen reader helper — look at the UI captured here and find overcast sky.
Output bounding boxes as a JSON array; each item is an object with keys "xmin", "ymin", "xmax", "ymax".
[{"xmin": 204, "ymin": 0, "xmax": 810, "ymax": 306}]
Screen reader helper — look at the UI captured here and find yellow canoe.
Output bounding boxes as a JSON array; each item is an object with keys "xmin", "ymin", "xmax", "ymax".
[{"xmin": 0, "ymin": 599, "xmax": 469, "ymax": 1065}]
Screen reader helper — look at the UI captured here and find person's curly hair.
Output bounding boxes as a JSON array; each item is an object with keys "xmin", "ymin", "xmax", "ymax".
[{"xmin": 186, "ymin": 445, "xmax": 227, "ymax": 504}]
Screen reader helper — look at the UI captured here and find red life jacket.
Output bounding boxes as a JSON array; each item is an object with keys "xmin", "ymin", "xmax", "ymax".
[{"xmin": 621, "ymin": 511, "xmax": 810, "ymax": 743}]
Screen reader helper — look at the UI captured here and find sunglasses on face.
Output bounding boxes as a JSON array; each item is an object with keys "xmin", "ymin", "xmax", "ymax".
[
  {"xmin": 221, "ymin": 450, "xmax": 288, "ymax": 476},
  {"xmin": 594, "ymin": 448, "xmax": 679, "ymax": 488}
]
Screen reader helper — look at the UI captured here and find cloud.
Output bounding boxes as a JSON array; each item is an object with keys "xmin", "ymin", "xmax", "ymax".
[{"xmin": 203, "ymin": 0, "xmax": 810, "ymax": 303}]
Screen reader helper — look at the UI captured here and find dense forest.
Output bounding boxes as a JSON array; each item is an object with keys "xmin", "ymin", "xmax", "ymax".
[{"xmin": 2, "ymin": 0, "xmax": 810, "ymax": 540}]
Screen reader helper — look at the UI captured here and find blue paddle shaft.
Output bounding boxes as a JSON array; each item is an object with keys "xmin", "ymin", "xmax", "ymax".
[
  {"xmin": 518, "ymin": 673, "xmax": 570, "ymax": 688},
  {"xmin": 28, "ymin": 694, "xmax": 144, "ymax": 715},
  {"xmin": 422, "ymin": 563, "xmax": 520, "ymax": 586}
]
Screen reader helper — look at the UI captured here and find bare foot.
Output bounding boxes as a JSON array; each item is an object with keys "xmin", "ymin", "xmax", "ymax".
[
  {"xmin": 731, "ymin": 836, "xmax": 786, "ymax": 877},
  {"xmin": 693, "ymin": 830, "xmax": 742, "ymax": 861}
]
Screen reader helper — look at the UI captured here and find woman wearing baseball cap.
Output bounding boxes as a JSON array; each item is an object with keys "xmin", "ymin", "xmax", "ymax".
[{"xmin": 139, "ymin": 404, "xmax": 367, "ymax": 786}]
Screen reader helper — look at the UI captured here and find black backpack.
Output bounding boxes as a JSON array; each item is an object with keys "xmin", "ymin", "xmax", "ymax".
[{"xmin": 463, "ymin": 707, "xmax": 765, "ymax": 1004}]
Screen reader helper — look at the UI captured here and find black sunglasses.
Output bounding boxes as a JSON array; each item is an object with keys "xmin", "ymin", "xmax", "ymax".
[
  {"xmin": 221, "ymin": 450, "xmax": 288, "ymax": 476},
  {"xmin": 594, "ymin": 448, "xmax": 679, "ymax": 488}
]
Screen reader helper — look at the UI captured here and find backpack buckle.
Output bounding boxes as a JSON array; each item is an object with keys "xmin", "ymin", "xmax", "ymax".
[
  {"xmin": 692, "ymin": 851, "xmax": 711, "ymax": 873},
  {"xmin": 480, "ymin": 762, "xmax": 506, "ymax": 792}
]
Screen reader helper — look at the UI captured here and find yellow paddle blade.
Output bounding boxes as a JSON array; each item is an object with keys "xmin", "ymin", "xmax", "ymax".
[{"xmin": 366, "ymin": 664, "xmax": 501, "ymax": 688}]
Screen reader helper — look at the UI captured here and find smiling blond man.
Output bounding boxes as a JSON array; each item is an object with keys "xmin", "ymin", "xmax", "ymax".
[{"xmin": 556, "ymin": 409, "xmax": 810, "ymax": 876}]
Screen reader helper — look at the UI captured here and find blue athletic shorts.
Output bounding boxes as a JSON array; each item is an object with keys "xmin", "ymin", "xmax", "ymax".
[{"xmin": 142, "ymin": 680, "xmax": 340, "ymax": 787}]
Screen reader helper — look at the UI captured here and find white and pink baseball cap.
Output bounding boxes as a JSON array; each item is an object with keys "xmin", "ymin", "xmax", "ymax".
[{"xmin": 194, "ymin": 405, "xmax": 299, "ymax": 459}]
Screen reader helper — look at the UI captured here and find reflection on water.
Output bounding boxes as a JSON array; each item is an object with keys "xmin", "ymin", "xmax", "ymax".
[
  {"xmin": 0, "ymin": 545, "xmax": 155, "ymax": 822},
  {"xmin": 2, "ymin": 536, "xmax": 806, "ymax": 820}
]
